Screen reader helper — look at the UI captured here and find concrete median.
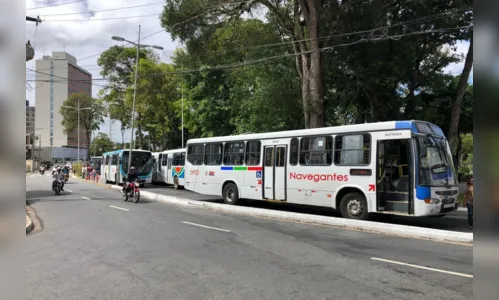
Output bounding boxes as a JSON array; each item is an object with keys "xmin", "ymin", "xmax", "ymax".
[{"xmin": 110, "ymin": 185, "xmax": 473, "ymax": 245}]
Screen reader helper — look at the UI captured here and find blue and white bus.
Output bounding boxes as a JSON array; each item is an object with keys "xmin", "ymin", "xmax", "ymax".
[
  {"xmin": 101, "ymin": 149, "xmax": 154, "ymax": 186},
  {"xmin": 184, "ymin": 120, "xmax": 459, "ymax": 220}
]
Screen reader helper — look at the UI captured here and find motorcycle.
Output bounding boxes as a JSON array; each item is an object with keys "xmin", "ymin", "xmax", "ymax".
[
  {"xmin": 52, "ymin": 179, "xmax": 63, "ymax": 196},
  {"xmin": 64, "ymin": 173, "xmax": 69, "ymax": 183},
  {"xmin": 122, "ymin": 180, "xmax": 142, "ymax": 203},
  {"xmin": 39, "ymin": 169, "xmax": 44, "ymax": 175}
]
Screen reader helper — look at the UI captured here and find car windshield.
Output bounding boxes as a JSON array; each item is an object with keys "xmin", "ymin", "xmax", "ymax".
[
  {"xmin": 122, "ymin": 151, "xmax": 154, "ymax": 175},
  {"xmin": 417, "ymin": 135, "xmax": 457, "ymax": 186}
]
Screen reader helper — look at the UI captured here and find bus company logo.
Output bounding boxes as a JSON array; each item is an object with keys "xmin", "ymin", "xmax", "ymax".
[
  {"xmin": 289, "ymin": 172, "xmax": 349, "ymax": 182},
  {"xmin": 173, "ymin": 167, "xmax": 185, "ymax": 179}
]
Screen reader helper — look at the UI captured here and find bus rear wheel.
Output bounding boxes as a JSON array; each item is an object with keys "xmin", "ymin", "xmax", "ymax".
[
  {"xmin": 339, "ymin": 192, "xmax": 369, "ymax": 220},
  {"xmin": 223, "ymin": 183, "xmax": 239, "ymax": 205}
]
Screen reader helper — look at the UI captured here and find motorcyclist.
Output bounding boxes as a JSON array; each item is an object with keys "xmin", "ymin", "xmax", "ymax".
[
  {"xmin": 52, "ymin": 167, "xmax": 65, "ymax": 191},
  {"xmin": 122, "ymin": 166, "xmax": 137, "ymax": 194}
]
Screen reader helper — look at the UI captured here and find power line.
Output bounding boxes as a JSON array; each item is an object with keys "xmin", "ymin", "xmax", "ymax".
[
  {"xmin": 39, "ymin": 2, "xmax": 165, "ymax": 16},
  {"xmin": 27, "ymin": 0, "xmax": 86, "ymax": 11},
  {"xmin": 42, "ymin": 13, "xmax": 160, "ymax": 22},
  {"xmin": 26, "ymin": 25, "xmax": 472, "ymax": 83},
  {"xmin": 27, "ymin": 68, "xmax": 110, "ymax": 88},
  {"xmin": 77, "ymin": 5, "xmax": 470, "ymax": 65}
]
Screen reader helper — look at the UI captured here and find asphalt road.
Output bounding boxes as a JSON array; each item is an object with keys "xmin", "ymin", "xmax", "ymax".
[
  {"xmin": 27, "ymin": 173, "xmax": 472, "ymax": 300},
  {"xmin": 142, "ymin": 183, "xmax": 471, "ymax": 232}
]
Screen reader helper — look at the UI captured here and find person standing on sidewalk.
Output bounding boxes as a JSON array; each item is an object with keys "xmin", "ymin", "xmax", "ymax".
[{"xmin": 465, "ymin": 177, "xmax": 474, "ymax": 230}]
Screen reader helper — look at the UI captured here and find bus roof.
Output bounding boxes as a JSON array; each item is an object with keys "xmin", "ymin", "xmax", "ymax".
[
  {"xmin": 186, "ymin": 120, "xmax": 445, "ymax": 144},
  {"xmin": 102, "ymin": 149, "xmax": 152, "ymax": 156},
  {"xmin": 161, "ymin": 148, "xmax": 185, "ymax": 155}
]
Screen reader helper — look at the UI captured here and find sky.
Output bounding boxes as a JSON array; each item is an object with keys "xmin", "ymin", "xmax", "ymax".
[{"xmin": 26, "ymin": 0, "xmax": 473, "ymax": 143}]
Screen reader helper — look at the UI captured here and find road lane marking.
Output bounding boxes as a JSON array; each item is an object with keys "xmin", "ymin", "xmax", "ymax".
[
  {"xmin": 109, "ymin": 205, "xmax": 129, "ymax": 211},
  {"xmin": 182, "ymin": 221, "xmax": 231, "ymax": 233},
  {"xmin": 81, "ymin": 196, "xmax": 91, "ymax": 200},
  {"xmin": 67, "ymin": 189, "xmax": 73, "ymax": 193},
  {"xmin": 370, "ymin": 257, "xmax": 473, "ymax": 278}
]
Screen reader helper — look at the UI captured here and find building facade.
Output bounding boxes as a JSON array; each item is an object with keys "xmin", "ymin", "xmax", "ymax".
[
  {"xmin": 34, "ymin": 51, "xmax": 92, "ymax": 163},
  {"xmin": 26, "ymin": 100, "xmax": 35, "ymax": 155}
]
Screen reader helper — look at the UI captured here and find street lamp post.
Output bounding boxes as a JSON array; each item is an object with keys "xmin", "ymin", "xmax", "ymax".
[
  {"xmin": 111, "ymin": 25, "xmax": 164, "ymax": 171},
  {"xmin": 62, "ymin": 103, "xmax": 92, "ymax": 164},
  {"xmin": 178, "ymin": 86, "xmax": 184, "ymax": 148}
]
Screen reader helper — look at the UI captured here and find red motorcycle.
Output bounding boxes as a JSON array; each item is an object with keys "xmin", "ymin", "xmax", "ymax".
[{"xmin": 122, "ymin": 180, "xmax": 142, "ymax": 203}]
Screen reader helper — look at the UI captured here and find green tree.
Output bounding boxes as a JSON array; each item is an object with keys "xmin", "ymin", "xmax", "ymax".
[
  {"xmin": 171, "ymin": 19, "xmax": 303, "ymax": 137},
  {"xmin": 125, "ymin": 60, "xmax": 182, "ymax": 150},
  {"xmin": 89, "ymin": 133, "xmax": 115, "ymax": 156},
  {"xmin": 59, "ymin": 93, "xmax": 105, "ymax": 159},
  {"xmin": 161, "ymin": 0, "xmax": 472, "ymax": 128},
  {"xmin": 97, "ymin": 46, "xmax": 158, "ymax": 144}
]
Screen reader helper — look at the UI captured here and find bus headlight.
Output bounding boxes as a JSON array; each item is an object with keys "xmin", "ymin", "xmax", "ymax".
[{"xmin": 424, "ymin": 198, "xmax": 440, "ymax": 205}]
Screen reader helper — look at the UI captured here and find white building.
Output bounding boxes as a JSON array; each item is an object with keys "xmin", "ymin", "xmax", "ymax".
[{"xmin": 34, "ymin": 51, "xmax": 92, "ymax": 163}]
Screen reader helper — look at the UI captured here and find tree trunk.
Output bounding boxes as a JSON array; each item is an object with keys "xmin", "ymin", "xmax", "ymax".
[
  {"xmin": 298, "ymin": 0, "xmax": 324, "ymax": 129},
  {"xmin": 448, "ymin": 39, "xmax": 473, "ymax": 154}
]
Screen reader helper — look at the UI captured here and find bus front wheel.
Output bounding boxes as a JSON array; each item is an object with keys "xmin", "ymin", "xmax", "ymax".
[
  {"xmin": 223, "ymin": 183, "xmax": 239, "ymax": 205},
  {"xmin": 339, "ymin": 192, "xmax": 369, "ymax": 220}
]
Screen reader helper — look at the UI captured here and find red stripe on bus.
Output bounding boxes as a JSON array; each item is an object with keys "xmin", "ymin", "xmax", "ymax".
[{"xmin": 247, "ymin": 166, "xmax": 263, "ymax": 171}]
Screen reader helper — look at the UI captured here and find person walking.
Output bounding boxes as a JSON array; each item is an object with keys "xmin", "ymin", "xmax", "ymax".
[{"xmin": 465, "ymin": 177, "xmax": 474, "ymax": 230}]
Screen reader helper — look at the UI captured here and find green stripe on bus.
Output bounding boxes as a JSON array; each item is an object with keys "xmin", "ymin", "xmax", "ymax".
[{"xmin": 233, "ymin": 166, "xmax": 247, "ymax": 171}]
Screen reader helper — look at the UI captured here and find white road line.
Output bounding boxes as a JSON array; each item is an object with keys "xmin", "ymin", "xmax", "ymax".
[
  {"xmin": 182, "ymin": 221, "xmax": 231, "ymax": 233},
  {"xmin": 67, "ymin": 189, "xmax": 73, "ymax": 193},
  {"xmin": 81, "ymin": 196, "xmax": 91, "ymax": 201},
  {"xmin": 370, "ymin": 257, "xmax": 473, "ymax": 278},
  {"xmin": 109, "ymin": 205, "xmax": 129, "ymax": 212}
]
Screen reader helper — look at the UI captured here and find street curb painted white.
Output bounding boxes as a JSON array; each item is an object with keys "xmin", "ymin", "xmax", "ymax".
[
  {"xmin": 26, "ymin": 213, "xmax": 34, "ymax": 235},
  {"xmin": 109, "ymin": 185, "xmax": 473, "ymax": 244},
  {"xmin": 457, "ymin": 207, "xmax": 467, "ymax": 212}
]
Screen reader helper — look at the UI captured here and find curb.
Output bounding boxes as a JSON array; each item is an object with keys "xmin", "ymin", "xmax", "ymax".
[
  {"xmin": 456, "ymin": 207, "xmax": 467, "ymax": 212},
  {"xmin": 26, "ymin": 211, "xmax": 34, "ymax": 235},
  {"xmin": 110, "ymin": 185, "xmax": 473, "ymax": 244},
  {"xmin": 71, "ymin": 174, "xmax": 112, "ymax": 189}
]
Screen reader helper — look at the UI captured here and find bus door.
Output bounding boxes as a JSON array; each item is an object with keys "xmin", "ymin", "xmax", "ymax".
[
  {"xmin": 157, "ymin": 154, "xmax": 163, "ymax": 182},
  {"xmin": 167, "ymin": 156, "xmax": 173, "ymax": 184},
  {"xmin": 375, "ymin": 131, "xmax": 413, "ymax": 214},
  {"xmin": 116, "ymin": 155, "xmax": 122, "ymax": 183},
  {"xmin": 161, "ymin": 154, "xmax": 168, "ymax": 183},
  {"xmin": 263, "ymin": 145, "xmax": 287, "ymax": 201}
]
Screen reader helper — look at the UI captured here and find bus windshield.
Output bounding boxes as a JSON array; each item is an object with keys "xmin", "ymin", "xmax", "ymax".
[
  {"xmin": 416, "ymin": 135, "xmax": 457, "ymax": 186},
  {"xmin": 122, "ymin": 151, "xmax": 153, "ymax": 176}
]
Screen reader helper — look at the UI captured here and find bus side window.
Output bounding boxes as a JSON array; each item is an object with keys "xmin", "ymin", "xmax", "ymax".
[
  {"xmin": 289, "ymin": 138, "xmax": 299, "ymax": 165},
  {"xmin": 245, "ymin": 141, "xmax": 261, "ymax": 166}
]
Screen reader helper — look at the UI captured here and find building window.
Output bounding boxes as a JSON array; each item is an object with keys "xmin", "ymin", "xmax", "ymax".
[
  {"xmin": 204, "ymin": 143, "xmax": 223, "ymax": 165},
  {"xmin": 187, "ymin": 144, "xmax": 204, "ymax": 165},
  {"xmin": 334, "ymin": 134, "xmax": 371, "ymax": 166},
  {"xmin": 245, "ymin": 141, "xmax": 261, "ymax": 166},
  {"xmin": 300, "ymin": 136, "xmax": 333, "ymax": 166},
  {"xmin": 289, "ymin": 138, "xmax": 299, "ymax": 166},
  {"xmin": 223, "ymin": 142, "xmax": 244, "ymax": 165}
]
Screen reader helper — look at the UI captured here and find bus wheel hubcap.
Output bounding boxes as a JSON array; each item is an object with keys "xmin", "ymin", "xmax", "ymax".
[
  {"xmin": 227, "ymin": 189, "xmax": 234, "ymax": 201},
  {"xmin": 347, "ymin": 199, "xmax": 362, "ymax": 216}
]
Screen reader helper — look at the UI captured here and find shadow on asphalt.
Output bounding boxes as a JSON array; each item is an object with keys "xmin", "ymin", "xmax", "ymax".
[{"xmin": 141, "ymin": 184, "xmax": 470, "ymax": 233}]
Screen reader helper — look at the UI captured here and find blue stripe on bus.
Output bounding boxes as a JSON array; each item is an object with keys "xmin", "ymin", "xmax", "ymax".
[{"xmin": 395, "ymin": 121, "xmax": 417, "ymax": 133}]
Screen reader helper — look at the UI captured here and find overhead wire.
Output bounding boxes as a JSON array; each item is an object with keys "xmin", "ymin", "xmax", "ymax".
[
  {"xmin": 26, "ymin": 0, "xmax": 87, "ymax": 11},
  {"xmin": 38, "ymin": 1, "xmax": 166, "ymax": 16},
  {"xmin": 78, "ymin": 5, "xmax": 471, "ymax": 65},
  {"xmin": 26, "ymin": 25, "xmax": 472, "ymax": 84}
]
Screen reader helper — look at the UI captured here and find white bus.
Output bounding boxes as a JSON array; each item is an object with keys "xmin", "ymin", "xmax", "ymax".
[
  {"xmin": 184, "ymin": 120, "xmax": 459, "ymax": 220},
  {"xmin": 101, "ymin": 149, "xmax": 154, "ymax": 186},
  {"xmin": 151, "ymin": 149, "xmax": 186, "ymax": 189}
]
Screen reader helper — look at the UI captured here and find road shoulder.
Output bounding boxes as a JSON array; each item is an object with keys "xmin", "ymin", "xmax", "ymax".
[{"xmin": 26, "ymin": 205, "xmax": 42, "ymax": 235}]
